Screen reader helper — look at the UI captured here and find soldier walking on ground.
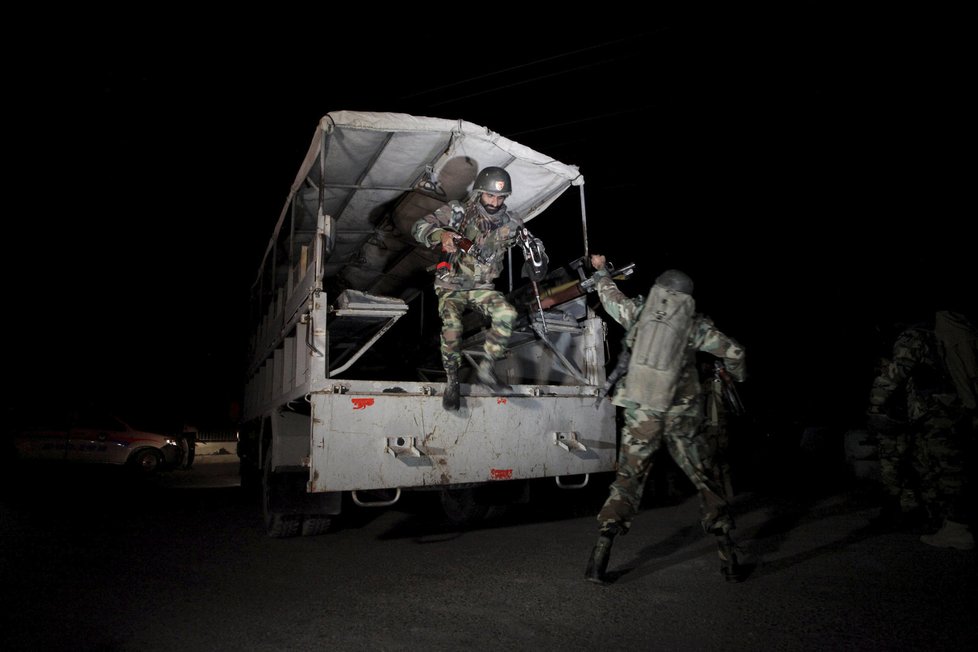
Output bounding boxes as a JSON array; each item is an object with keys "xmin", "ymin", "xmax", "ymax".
[
  {"xmin": 584, "ymin": 256, "xmax": 748, "ymax": 584},
  {"xmin": 867, "ymin": 309, "xmax": 976, "ymax": 550}
]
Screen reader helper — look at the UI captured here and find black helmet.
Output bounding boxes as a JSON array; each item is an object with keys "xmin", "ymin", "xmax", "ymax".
[
  {"xmin": 473, "ymin": 166, "xmax": 512, "ymax": 196},
  {"xmin": 655, "ymin": 269, "xmax": 694, "ymax": 295}
]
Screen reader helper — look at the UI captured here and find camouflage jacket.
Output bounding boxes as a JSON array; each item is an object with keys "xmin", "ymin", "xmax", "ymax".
[
  {"xmin": 412, "ymin": 199, "xmax": 523, "ymax": 291},
  {"xmin": 593, "ymin": 269, "xmax": 746, "ymax": 414},
  {"xmin": 869, "ymin": 324, "xmax": 962, "ymax": 423}
]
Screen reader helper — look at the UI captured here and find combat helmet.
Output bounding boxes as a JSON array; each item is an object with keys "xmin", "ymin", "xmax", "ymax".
[
  {"xmin": 654, "ymin": 269, "xmax": 694, "ymax": 295},
  {"xmin": 473, "ymin": 166, "xmax": 512, "ymax": 196}
]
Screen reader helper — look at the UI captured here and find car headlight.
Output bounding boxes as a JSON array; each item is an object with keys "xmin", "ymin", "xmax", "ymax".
[{"xmin": 165, "ymin": 438, "xmax": 179, "ymax": 447}]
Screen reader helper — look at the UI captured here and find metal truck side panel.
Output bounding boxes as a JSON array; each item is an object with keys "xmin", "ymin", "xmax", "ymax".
[{"xmin": 308, "ymin": 386, "xmax": 616, "ymax": 492}]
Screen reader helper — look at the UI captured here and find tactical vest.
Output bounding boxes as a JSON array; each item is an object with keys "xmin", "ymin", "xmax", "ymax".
[
  {"xmin": 434, "ymin": 201, "xmax": 519, "ymax": 291},
  {"xmin": 622, "ymin": 285, "xmax": 696, "ymax": 410}
]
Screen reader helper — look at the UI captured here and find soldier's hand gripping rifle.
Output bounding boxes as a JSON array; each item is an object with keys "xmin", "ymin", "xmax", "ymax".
[
  {"xmin": 579, "ymin": 261, "xmax": 636, "ymax": 293},
  {"xmin": 517, "ymin": 226, "xmax": 549, "ymax": 333},
  {"xmin": 434, "ymin": 229, "xmax": 492, "ymax": 276}
]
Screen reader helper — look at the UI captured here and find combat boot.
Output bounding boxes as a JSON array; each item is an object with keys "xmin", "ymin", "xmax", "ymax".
[
  {"xmin": 476, "ymin": 358, "xmax": 511, "ymax": 392},
  {"xmin": 585, "ymin": 525, "xmax": 618, "ymax": 585},
  {"xmin": 442, "ymin": 366, "xmax": 460, "ymax": 411},
  {"xmin": 716, "ymin": 534, "xmax": 744, "ymax": 583},
  {"xmin": 920, "ymin": 520, "xmax": 975, "ymax": 550}
]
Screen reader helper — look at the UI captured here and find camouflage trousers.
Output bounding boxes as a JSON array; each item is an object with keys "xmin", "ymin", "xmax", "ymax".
[
  {"xmin": 878, "ymin": 413, "xmax": 972, "ymax": 522},
  {"xmin": 435, "ymin": 287, "xmax": 516, "ymax": 370},
  {"xmin": 597, "ymin": 404, "xmax": 734, "ymax": 536}
]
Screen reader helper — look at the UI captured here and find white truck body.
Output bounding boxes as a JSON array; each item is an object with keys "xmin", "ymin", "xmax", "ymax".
[{"xmin": 239, "ymin": 111, "xmax": 618, "ymax": 536}]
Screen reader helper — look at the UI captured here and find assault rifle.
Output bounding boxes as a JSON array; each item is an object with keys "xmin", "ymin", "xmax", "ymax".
[
  {"xmin": 579, "ymin": 262, "xmax": 636, "ymax": 293},
  {"xmin": 539, "ymin": 259, "xmax": 635, "ymax": 309},
  {"xmin": 594, "ymin": 339, "xmax": 631, "ymax": 408},
  {"xmin": 432, "ymin": 229, "xmax": 491, "ymax": 275},
  {"xmin": 714, "ymin": 360, "xmax": 746, "ymax": 416},
  {"xmin": 445, "ymin": 230, "xmax": 491, "ymax": 264},
  {"xmin": 516, "ymin": 226, "xmax": 549, "ymax": 333}
]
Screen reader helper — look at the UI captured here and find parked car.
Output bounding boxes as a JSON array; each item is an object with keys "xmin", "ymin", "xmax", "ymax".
[{"xmin": 6, "ymin": 406, "xmax": 183, "ymax": 474}]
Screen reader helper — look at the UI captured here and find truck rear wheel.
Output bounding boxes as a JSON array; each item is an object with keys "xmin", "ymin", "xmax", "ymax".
[{"xmin": 301, "ymin": 515, "xmax": 331, "ymax": 537}]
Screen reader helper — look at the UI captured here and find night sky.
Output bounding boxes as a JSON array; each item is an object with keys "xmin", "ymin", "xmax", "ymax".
[{"xmin": 6, "ymin": 13, "xmax": 971, "ymax": 432}]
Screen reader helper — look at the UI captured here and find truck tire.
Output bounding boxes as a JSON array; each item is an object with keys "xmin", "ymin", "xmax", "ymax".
[
  {"xmin": 262, "ymin": 453, "xmax": 300, "ymax": 538},
  {"xmin": 301, "ymin": 515, "xmax": 331, "ymax": 537}
]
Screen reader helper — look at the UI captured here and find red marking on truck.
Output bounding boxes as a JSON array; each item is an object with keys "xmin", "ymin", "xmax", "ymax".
[
  {"xmin": 351, "ymin": 398, "xmax": 374, "ymax": 410},
  {"xmin": 490, "ymin": 468, "xmax": 513, "ymax": 480},
  {"xmin": 496, "ymin": 398, "xmax": 507, "ymax": 405}
]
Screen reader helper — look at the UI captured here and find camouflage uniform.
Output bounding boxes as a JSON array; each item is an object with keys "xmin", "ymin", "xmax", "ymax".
[
  {"xmin": 592, "ymin": 268, "xmax": 746, "ymax": 537},
  {"xmin": 412, "ymin": 198, "xmax": 522, "ymax": 370},
  {"xmin": 868, "ymin": 316, "xmax": 974, "ymax": 527}
]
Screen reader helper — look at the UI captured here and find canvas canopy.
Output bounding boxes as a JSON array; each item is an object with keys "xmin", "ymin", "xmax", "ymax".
[{"xmin": 255, "ymin": 110, "xmax": 586, "ymax": 303}]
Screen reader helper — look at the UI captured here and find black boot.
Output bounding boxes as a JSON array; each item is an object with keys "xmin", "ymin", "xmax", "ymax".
[
  {"xmin": 716, "ymin": 534, "xmax": 743, "ymax": 583},
  {"xmin": 585, "ymin": 526, "xmax": 618, "ymax": 585},
  {"xmin": 442, "ymin": 366, "xmax": 460, "ymax": 411}
]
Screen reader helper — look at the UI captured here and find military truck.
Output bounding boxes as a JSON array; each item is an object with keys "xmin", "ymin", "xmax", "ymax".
[{"xmin": 238, "ymin": 111, "xmax": 620, "ymax": 537}]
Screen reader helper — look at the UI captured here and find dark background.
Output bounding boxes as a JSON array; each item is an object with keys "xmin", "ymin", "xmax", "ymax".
[{"xmin": 5, "ymin": 11, "xmax": 972, "ymax": 434}]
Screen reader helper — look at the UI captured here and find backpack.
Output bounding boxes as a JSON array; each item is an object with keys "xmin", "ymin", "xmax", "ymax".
[{"xmin": 621, "ymin": 284, "xmax": 696, "ymax": 410}]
